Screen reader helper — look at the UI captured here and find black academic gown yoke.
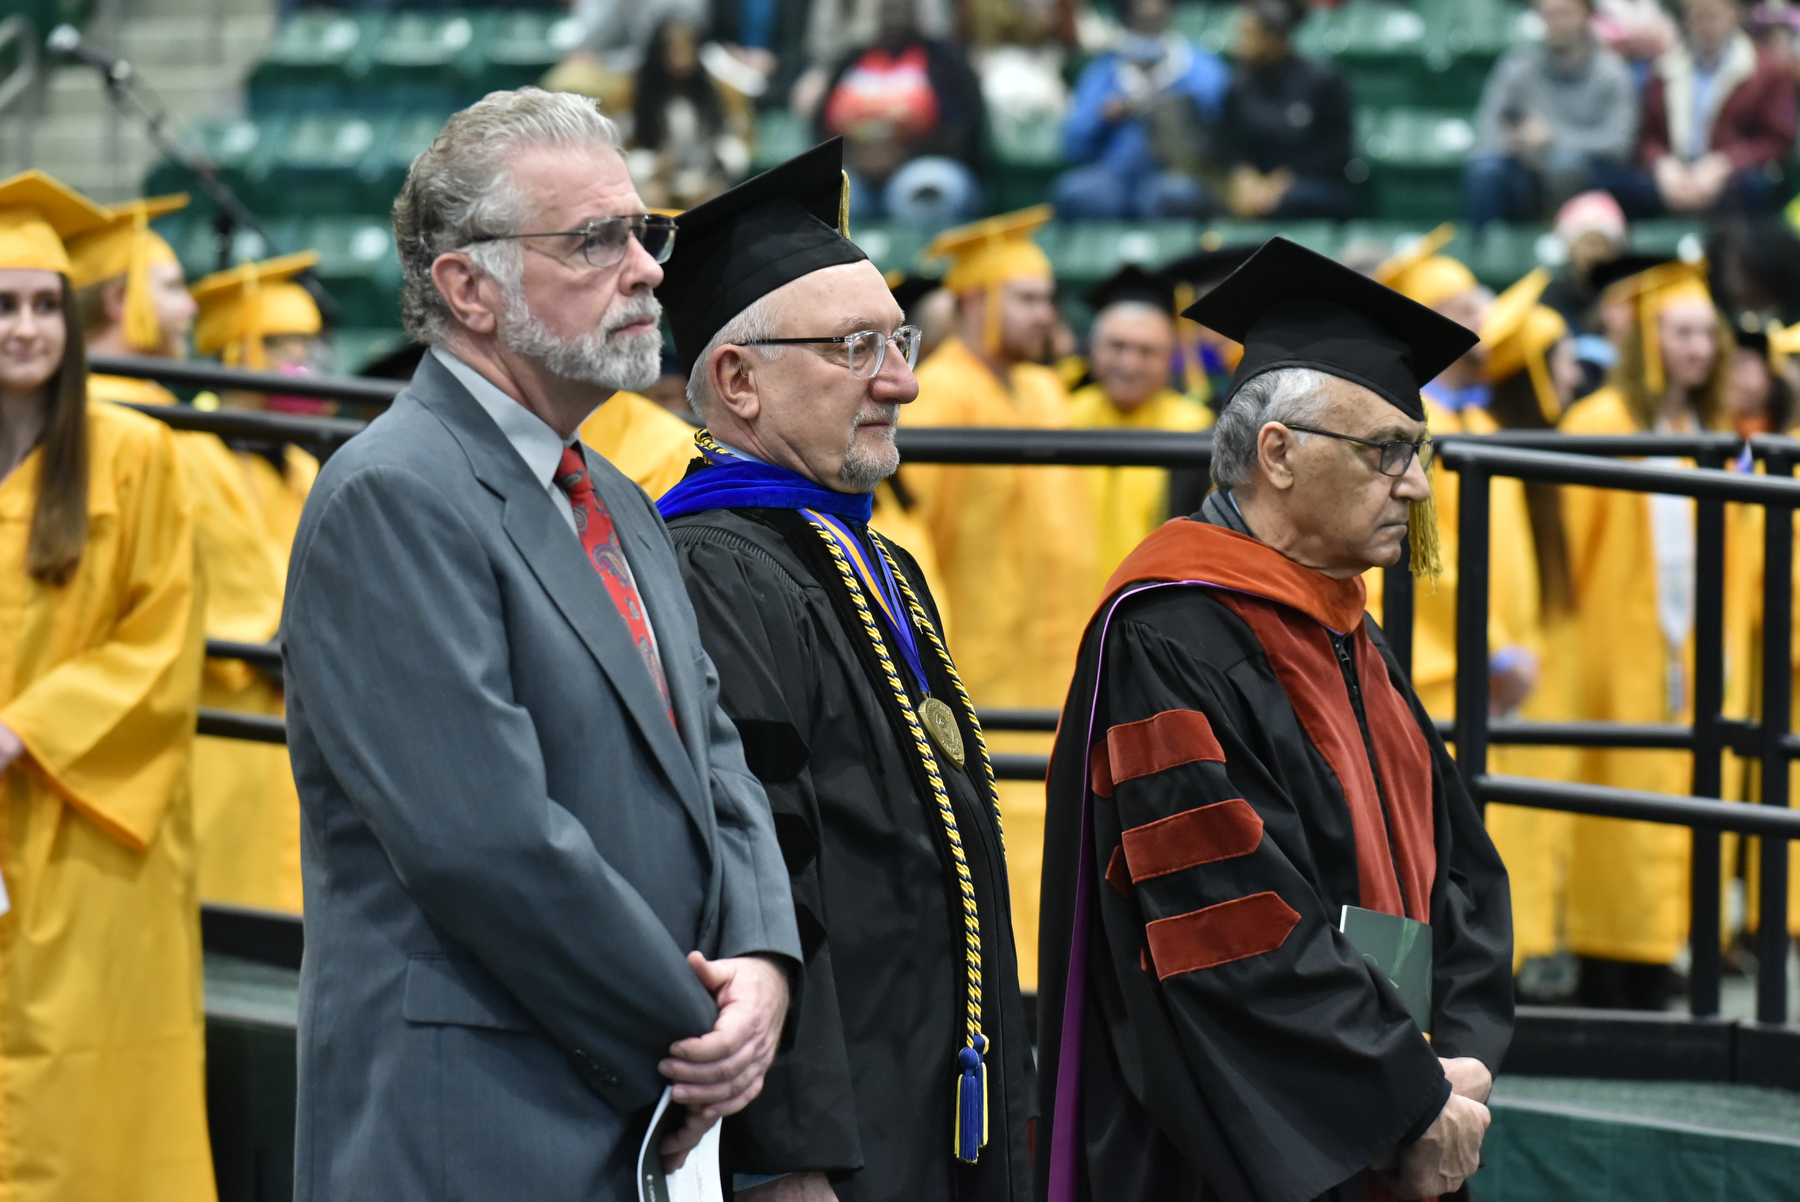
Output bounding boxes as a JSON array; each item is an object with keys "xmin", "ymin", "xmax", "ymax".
[
  {"xmin": 668, "ymin": 505, "xmax": 1031, "ymax": 1202},
  {"xmin": 1034, "ymin": 524, "xmax": 1513, "ymax": 1202}
]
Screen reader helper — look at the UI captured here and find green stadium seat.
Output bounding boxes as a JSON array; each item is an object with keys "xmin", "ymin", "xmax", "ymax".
[
  {"xmin": 359, "ymin": 110, "xmax": 448, "ymax": 211},
  {"xmin": 1358, "ymin": 107, "xmax": 1475, "ymax": 222},
  {"xmin": 254, "ymin": 113, "xmax": 386, "ymax": 216},
  {"xmin": 144, "ymin": 115, "xmax": 292, "ymax": 219},
  {"xmin": 477, "ymin": 11, "xmax": 585, "ymax": 94},
  {"xmin": 247, "ymin": 12, "xmax": 384, "ymax": 113},
  {"xmin": 1630, "ymin": 219, "xmax": 1707, "ymax": 261},
  {"xmin": 357, "ymin": 11, "xmax": 491, "ymax": 110},
  {"xmin": 331, "ymin": 328, "xmax": 412, "ymax": 375},
  {"xmin": 847, "ymin": 222, "xmax": 936, "ymax": 276},
  {"xmin": 985, "ymin": 112, "xmax": 1064, "ymax": 213},
  {"xmin": 1034, "ymin": 221, "xmax": 1203, "ymax": 287},
  {"xmin": 300, "ymin": 216, "xmax": 405, "ymax": 330},
  {"xmin": 750, "ymin": 110, "xmax": 814, "ymax": 174}
]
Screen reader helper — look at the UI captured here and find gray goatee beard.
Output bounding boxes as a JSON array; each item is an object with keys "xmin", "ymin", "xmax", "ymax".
[
  {"xmin": 498, "ymin": 288, "xmax": 663, "ymax": 391},
  {"xmin": 840, "ymin": 403, "xmax": 900, "ymax": 492}
]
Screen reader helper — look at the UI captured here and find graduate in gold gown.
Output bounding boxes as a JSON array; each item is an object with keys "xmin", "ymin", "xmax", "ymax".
[
  {"xmin": 67, "ymin": 192, "xmax": 196, "ymax": 407},
  {"xmin": 177, "ymin": 252, "xmax": 333, "ymax": 913},
  {"xmin": 1067, "ymin": 264, "xmax": 1212, "ymax": 589},
  {"xmin": 903, "ymin": 205, "xmax": 1098, "ymax": 986},
  {"xmin": 1476, "ymin": 269, "xmax": 1587, "ymax": 971},
  {"xmin": 1559, "ymin": 259, "xmax": 1733, "ymax": 1007},
  {"xmin": 577, "ymin": 384, "xmax": 697, "ymax": 498},
  {"xmin": 1364, "ymin": 226, "xmax": 1541, "ymax": 722},
  {"xmin": 0, "ymin": 171, "xmax": 213, "ymax": 1201}
]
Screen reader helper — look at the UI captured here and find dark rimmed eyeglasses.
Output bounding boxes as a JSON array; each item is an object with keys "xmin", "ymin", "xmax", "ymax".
[
  {"xmin": 741, "ymin": 325, "xmax": 923, "ymax": 380},
  {"xmin": 465, "ymin": 214, "xmax": 677, "ymax": 269},
  {"xmin": 1282, "ymin": 423, "xmax": 1436, "ymax": 477}
]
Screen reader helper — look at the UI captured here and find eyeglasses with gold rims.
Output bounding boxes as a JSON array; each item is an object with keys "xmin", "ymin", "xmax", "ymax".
[
  {"xmin": 741, "ymin": 325, "xmax": 924, "ymax": 380},
  {"xmin": 464, "ymin": 214, "xmax": 678, "ymax": 269},
  {"xmin": 1280, "ymin": 423, "xmax": 1436, "ymax": 477}
]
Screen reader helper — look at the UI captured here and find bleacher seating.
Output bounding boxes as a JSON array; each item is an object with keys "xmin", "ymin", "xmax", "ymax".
[{"xmin": 142, "ymin": 0, "xmax": 1716, "ymax": 372}]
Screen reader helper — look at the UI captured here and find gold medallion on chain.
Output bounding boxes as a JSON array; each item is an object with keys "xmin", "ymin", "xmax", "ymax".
[{"xmin": 919, "ymin": 696, "xmax": 966, "ymax": 771}]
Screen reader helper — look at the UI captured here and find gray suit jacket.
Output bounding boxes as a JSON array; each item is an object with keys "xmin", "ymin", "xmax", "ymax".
[{"xmin": 283, "ymin": 353, "xmax": 800, "ymax": 1201}]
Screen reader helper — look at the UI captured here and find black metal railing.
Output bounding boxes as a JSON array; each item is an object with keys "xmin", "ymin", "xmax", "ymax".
[
  {"xmin": 127, "ymin": 358, "xmax": 1799, "ymax": 1024},
  {"xmin": 1444, "ymin": 438, "xmax": 1800, "ymax": 1024}
]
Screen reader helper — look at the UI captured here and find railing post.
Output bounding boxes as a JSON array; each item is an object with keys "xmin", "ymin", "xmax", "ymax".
[
  {"xmin": 1688, "ymin": 449, "xmax": 1728, "ymax": 1017},
  {"xmin": 1452, "ymin": 457, "xmax": 1490, "ymax": 793},
  {"xmin": 1383, "ymin": 537, "xmax": 1414, "ymax": 681},
  {"xmin": 1759, "ymin": 451, "xmax": 1794, "ymax": 1025}
]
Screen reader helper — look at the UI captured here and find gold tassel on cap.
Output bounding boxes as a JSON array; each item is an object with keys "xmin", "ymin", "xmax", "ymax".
[
  {"xmin": 122, "ymin": 208, "xmax": 163, "ymax": 352},
  {"xmin": 1409, "ymin": 420, "xmax": 1443, "ymax": 580},
  {"xmin": 838, "ymin": 171, "xmax": 852, "ymax": 239}
]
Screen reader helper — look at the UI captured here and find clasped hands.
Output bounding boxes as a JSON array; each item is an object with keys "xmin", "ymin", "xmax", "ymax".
[
  {"xmin": 655, "ymin": 951, "xmax": 790, "ymax": 1171},
  {"xmin": 1378, "ymin": 1056, "xmax": 1493, "ymax": 1199}
]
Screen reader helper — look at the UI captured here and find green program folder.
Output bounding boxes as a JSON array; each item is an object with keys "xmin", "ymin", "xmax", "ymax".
[{"xmin": 1340, "ymin": 905, "xmax": 1433, "ymax": 1037}]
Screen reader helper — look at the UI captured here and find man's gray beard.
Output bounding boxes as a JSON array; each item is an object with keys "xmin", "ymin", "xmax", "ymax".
[
  {"xmin": 840, "ymin": 403, "xmax": 900, "ymax": 492},
  {"xmin": 497, "ymin": 287, "xmax": 662, "ymax": 391}
]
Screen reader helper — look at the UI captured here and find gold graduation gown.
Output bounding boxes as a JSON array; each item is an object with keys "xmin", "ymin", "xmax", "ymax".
[
  {"xmin": 1719, "ymin": 489, "xmax": 1800, "ymax": 936},
  {"xmin": 173, "ymin": 431, "xmax": 316, "ymax": 914},
  {"xmin": 902, "ymin": 336, "xmax": 1099, "ymax": 988},
  {"xmin": 0, "ymin": 402, "xmax": 213, "ymax": 1201},
  {"xmin": 87, "ymin": 372, "xmax": 180, "ymax": 408},
  {"xmin": 1067, "ymin": 383, "xmax": 1212, "ymax": 591},
  {"xmin": 578, "ymin": 390, "xmax": 697, "ymax": 500},
  {"xmin": 1362, "ymin": 401, "xmax": 1574, "ymax": 965},
  {"xmin": 1558, "ymin": 387, "xmax": 1695, "ymax": 963}
]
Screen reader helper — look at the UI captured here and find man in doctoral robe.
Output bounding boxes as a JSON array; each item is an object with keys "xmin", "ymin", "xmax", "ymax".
[
  {"xmin": 1036, "ymin": 237, "xmax": 1513, "ymax": 1202},
  {"xmin": 904, "ymin": 204, "xmax": 1098, "ymax": 988},
  {"xmin": 653, "ymin": 139, "xmax": 1030, "ymax": 1202},
  {"xmin": 1069, "ymin": 263, "xmax": 1213, "ymax": 589}
]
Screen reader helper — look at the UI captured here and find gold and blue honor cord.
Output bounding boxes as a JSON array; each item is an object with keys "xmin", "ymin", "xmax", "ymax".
[{"xmin": 800, "ymin": 510, "xmax": 996, "ymax": 1163}]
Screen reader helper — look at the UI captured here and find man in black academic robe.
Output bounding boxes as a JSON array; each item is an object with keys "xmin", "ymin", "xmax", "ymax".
[
  {"xmin": 1035, "ymin": 238, "xmax": 1514, "ymax": 1202},
  {"xmin": 652, "ymin": 139, "xmax": 1031, "ymax": 1202}
]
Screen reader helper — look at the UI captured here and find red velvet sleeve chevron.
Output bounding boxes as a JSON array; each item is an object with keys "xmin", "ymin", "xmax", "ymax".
[
  {"xmin": 1120, "ymin": 799, "xmax": 1263, "ymax": 882},
  {"xmin": 1144, "ymin": 893, "xmax": 1303, "ymax": 979},
  {"xmin": 1088, "ymin": 709, "xmax": 1226, "ymax": 798}
]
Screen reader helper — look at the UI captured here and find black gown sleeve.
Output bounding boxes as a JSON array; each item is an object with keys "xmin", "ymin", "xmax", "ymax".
[
  {"xmin": 1090, "ymin": 611, "xmax": 1449, "ymax": 1201},
  {"xmin": 673, "ymin": 531, "xmax": 865, "ymax": 1177}
]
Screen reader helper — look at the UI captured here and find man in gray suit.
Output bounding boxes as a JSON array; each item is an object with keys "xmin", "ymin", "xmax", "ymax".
[{"xmin": 282, "ymin": 87, "xmax": 802, "ymax": 1200}]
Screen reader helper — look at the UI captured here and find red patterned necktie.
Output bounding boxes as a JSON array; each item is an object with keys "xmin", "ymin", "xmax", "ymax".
[{"xmin": 554, "ymin": 446, "xmax": 675, "ymax": 726}]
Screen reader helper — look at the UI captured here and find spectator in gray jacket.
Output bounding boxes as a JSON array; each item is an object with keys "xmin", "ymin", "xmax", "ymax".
[{"xmin": 1464, "ymin": 0, "xmax": 1638, "ymax": 223}]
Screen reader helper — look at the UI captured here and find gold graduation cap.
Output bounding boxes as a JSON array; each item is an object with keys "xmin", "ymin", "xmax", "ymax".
[
  {"xmin": 65, "ymin": 193, "xmax": 190, "ymax": 353},
  {"xmin": 191, "ymin": 251, "xmax": 323, "ymax": 369},
  {"xmin": 1480, "ymin": 267, "xmax": 1569, "ymax": 423},
  {"xmin": 923, "ymin": 204, "xmax": 1053, "ymax": 352},
  {"xmin": 1601, "ymin": 259, "xmax": 1713, "ymax": 395},
  {"xmin": 1373, "ymin": 223, "xmax": 1477, "ymax": 310},
  {"xmin": 0, "ymin": 170, "xmax": 110, "ymax": 276},
  {"xmin": 1767, "ymin": 320, "xmax": 1800, "ymax": 377}
]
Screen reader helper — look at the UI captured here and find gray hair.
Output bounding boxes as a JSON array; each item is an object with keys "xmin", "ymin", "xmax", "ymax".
[
  {"xmin": 1210, "ymin": 367, "xmax": 1333, "ymax": 491},
  {"xmin": 392, "ymin": 88, "xmax": 624, "ymax": 343},
  {"xmin": 684, "ymin": 292, "xmax": 790, "ymax": 420}
]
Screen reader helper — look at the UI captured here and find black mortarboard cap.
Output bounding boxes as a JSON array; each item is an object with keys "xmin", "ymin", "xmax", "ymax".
[
  {"xmin": 656, "ymin": 137, "xmax": 869, "ymax": 370},
  {"xmin": 1082, "ymin": 263, "xmax": 1175, "ymax": 313},
  {"xmin": 1183, "ymin": 237, "xmax": 1479, "ymax": 422},
  {"xmin": 885, "ymin": 269, "xmax": 944, "ymax": 317},
  {"xmin": 1586, "ymin": 253, "xmax": 1667, "ymax": 296},
  {"xmin": 1163, "ymin": 243, "xmax": 1258, "ymax": 290}
]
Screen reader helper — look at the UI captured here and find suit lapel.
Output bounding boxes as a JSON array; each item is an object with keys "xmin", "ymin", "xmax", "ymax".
[{"xmin": 416, "ymin": 356, "xmax": 706, "ymax": 814}]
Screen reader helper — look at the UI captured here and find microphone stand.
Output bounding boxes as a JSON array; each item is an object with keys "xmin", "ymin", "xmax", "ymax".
[{"xmin": 53, "ymin": 31, "xmax": 341, "ymax": 324}]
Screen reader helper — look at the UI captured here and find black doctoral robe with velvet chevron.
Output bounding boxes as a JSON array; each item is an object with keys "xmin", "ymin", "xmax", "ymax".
[{"xmin": 1034, "ymin": 500, "xmax": 1512, "ymax": 1202}]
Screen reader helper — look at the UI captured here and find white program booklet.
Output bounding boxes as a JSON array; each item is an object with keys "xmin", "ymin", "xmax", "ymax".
[{"xmin": 637, "ymin": 1086, "xmax": 723, "ymax": 1202}]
